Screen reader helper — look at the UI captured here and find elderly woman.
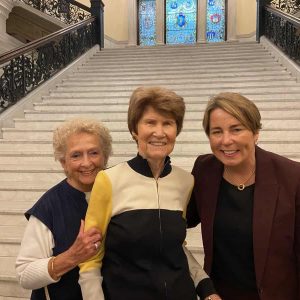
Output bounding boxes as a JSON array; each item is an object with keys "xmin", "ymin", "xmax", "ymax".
[
  {"xmin": 79, "ymin": 87, "xmax": 220, "ymax": 300},
  {"xmin": 187, "ymin": 92, "xmax": 300, "ymax": 300},
  {"xmin": 16, "ymin": 118, "xmax": 112, "ymax": 300}
]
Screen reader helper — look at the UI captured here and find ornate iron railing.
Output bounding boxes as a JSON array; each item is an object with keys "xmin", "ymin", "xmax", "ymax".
[
  {"xmin": 263, "ymin": 5, "xmax": 300, "ymax": 65},
  {"xmin": 269, "ymin": 0, "xmax": 300, "ymax": 15},
  {"xmin": 0, "ymin": 17, "xmax": 96, "ymax": 112},
  {"xmin": 18, "ymin": 0, "xmax": 91, "ymax": 24}
]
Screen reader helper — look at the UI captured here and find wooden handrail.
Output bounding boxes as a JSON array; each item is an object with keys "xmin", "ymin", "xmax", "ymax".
[
  {"xmin": 70, "ymin": 0, "xmax": 91, "ymax": 13},
  {"xmin": 0, "ymin": 16, "xmax": 96, "ymax": 65},
  {"xmin": 265, "ymin": 5, "xmax": 300, "ymax": 27}
]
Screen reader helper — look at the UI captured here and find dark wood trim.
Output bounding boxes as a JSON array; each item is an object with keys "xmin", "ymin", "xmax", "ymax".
[
  {"xmin": 265, "ymin": 4, "xmax": 300, "ymax": 27},
  {"xmin": 70, "ymin": 0, "xmax": 91, "ymax": 12},
  {"xmin": 0, "ymin": 16, "xmax": 96, "ymax": 65}
]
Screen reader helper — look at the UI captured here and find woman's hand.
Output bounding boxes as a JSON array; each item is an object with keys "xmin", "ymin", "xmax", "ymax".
[
  {"xmin": 205, "ymin": 294, "xmax": 222, "ymax": 300},
  {"xmin": 48, "ymin": 220, "xmax": 102, "ymax": 279},
  {"xmin": 67, "ymin": 219, "xmax": 102, "ymax": 263}
]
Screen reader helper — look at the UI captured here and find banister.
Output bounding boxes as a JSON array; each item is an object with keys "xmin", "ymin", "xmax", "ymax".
[
  {"xmin": 70, "ymin": 0, "xmax": 91, "ymax": 12},
  {"xmin": 0, "ymin": 16, "xmax": 96, "ymax": 65},
  {"xmin": 265, "ymin": 4, "xmax": 300, "ymax": 27}
]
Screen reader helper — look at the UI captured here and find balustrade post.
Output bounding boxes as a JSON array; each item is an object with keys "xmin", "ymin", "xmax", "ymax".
[
  {"xmin": 90, "ymin": 0, "xmax": 104, "ymax": 48},
  {"xmin": 256, "ymin": 0, "xmax": 265, "ymax": 42}
]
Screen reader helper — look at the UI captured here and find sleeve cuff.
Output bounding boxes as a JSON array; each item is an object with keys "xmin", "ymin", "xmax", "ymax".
[{"xmin": 196, "ymin": 277, "xmax": 217, "ymax": 300}]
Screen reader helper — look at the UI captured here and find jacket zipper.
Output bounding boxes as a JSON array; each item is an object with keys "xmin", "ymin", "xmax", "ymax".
[{"xmin": 153, "ymin": 160, "xmax": 169, "ymax": 299}]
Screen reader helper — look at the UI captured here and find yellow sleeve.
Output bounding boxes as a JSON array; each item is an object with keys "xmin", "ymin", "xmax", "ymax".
[{"xmin": 79, "ymin": 171, "xmax": 112, "ymax": 273}]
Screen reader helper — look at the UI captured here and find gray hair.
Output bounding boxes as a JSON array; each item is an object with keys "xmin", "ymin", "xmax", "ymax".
[{"xmin": 53, "ymin": 118, "xmax": 112, "ymax": 167}]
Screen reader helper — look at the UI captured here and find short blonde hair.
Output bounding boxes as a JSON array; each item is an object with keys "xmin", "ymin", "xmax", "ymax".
[
  {"xmin": 128, "ymin": 86, "xmax": 185, "ymax": 136},
  {"xmin": 53, "ymin": 118, "xmax": 112, "ymax": 166},
  {"xmin": 203, "ymin": 92, "xmax": 262, "ymax": 135}
]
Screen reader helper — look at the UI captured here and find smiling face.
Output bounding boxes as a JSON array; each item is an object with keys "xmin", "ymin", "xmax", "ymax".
[
  {"xmin": 134, "ymin": 106, "xmax": 177, "ymax": 165},
  {"xmin": 60, "ymin": 132, "xmax": 105, "ymax": 192},
  {"xmin": 208, "ymin": 108, "xmax": 258, "ymax": 170}
]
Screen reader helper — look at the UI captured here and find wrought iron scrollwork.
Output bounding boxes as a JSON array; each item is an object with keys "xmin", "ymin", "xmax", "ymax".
[
  {"xmin": 269, "ymin": 0, "xmax": 300, "ymax": 15},
  {"xmin": 264, "ymin": 9, "xmax": 300, "ymax": 65},
  {"xmin": 0, "ymin": 21, "xmax": 96, "ymax": 112},
  {"xmin": 18, "ymin": 0, "xmax": 91, "ymax": 24}
]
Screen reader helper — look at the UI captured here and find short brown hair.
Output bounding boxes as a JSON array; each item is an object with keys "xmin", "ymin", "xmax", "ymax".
[
  {"xmin": 128, "ymin": 86, "xmax": 185, "ymax": 136},
  {"xmin": 203, "ymin": 92, "xmax": 262, "ymax": 135},
  {"xmin": 53, "ymin": 118, "xmax": 112, "ymax": 166}
]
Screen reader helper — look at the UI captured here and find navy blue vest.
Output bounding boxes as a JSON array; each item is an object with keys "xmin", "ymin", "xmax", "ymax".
[{"xmin": 25, "ymin": 179, "xmax": 87, "ymax": 300}]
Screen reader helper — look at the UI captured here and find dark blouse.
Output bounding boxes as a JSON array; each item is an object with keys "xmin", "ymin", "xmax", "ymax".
[{"xmin": 211, "ymin": 178, "xmax": 257, "ymax": 291}]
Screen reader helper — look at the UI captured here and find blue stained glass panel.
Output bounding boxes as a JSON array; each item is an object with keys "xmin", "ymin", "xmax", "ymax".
[
  {"xmin": 139, "ymin": 0, "xmax": 156, "ymax": 46},
  {"xmin": 206, "ymin": 0, "xmax": 225, "ymax": 42},
  {"xmin": 166, "ymin": 0, "xmax": 197, "ymax": 45}
]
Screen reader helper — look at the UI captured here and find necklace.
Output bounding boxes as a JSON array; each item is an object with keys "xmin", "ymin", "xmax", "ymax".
[{"xmin": 224, "ymin": 167, "xmax": 256, "ymax": 191}]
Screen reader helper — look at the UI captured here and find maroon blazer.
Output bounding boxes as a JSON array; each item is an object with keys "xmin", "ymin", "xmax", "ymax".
[{"xmin": 187, "ymin": 146, "xmax": 300, "ymax": 300}]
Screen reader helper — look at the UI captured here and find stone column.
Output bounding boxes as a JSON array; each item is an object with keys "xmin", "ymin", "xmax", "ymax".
[
  {"xmin": 197, "ymin": 0, "xmax": 207, "ymax": 42},
  {"xmin": 227, "ymin": 0, "xmax": 237, "ymax": 41},
  {"xmin": 128, "ymin": 0, "xmax": 137, "ymax": 46},
  {"xmin": 156, "ymin": 0, "xmax": 164, "ymax": 45}
]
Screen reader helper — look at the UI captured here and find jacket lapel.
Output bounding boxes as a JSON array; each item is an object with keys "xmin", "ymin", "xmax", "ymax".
[
  {"xmin": 200, "ymin": 158, "xmax": 223, "ymax": 273},
  {"xmin": 252, "ymin": 147, "xmax": 279, "ymax": 286}
]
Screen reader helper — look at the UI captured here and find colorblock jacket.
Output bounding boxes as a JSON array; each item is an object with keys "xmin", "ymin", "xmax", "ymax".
[{"xmin": 79, "ymin": 154, "xmax": 214, "ymax": 300}]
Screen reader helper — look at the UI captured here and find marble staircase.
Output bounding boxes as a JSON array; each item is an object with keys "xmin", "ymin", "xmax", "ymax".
[{"xmin": 0, "ymin": 41, "xmax": 300, "ymax": 299}]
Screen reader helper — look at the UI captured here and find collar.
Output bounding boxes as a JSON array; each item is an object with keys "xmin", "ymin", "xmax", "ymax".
[{"xmin": 127, "ymin": 153, "xmax": 172, "ymax": 178}]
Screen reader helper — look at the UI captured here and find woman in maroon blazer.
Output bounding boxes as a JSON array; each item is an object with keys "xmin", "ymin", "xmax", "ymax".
[{"xmin": 187, "ymin": 92, "xmax": 300, "ymax": 300}]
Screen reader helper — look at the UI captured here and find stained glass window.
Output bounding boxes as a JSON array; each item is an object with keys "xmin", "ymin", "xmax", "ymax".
[
  {"xmin": 206, "ymin": 0, "xmax": 225, "ymax": 42},
  {"xmin": 166, "ymin": 0, "xmax": 197, "ymax": 45},
  {"xmin": 138, "ymin": 0, "xmax": 156, "ymax": 46}
]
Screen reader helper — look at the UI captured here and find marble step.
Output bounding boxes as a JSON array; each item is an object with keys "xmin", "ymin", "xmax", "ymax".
[
  {"xmin": 21, "ymin": 110, "xmax": 300, "ymax": 121},
  {"xmin": 39, "ymin": 93, "xmax": 300, "ymax": 104},
  {"xmin": 53, "ymin": 80, "xmax": 298, "ymax": 92},
  {"xmin": 88, "ymin": 51, "xmax": 270, "ymax": 63},
  {"xmin": 94, "ymin": 44, "xmax": 268, "ymax": 57},
  {"xmin": 82, "ymin": 57, "xmax": 276, "ymax": 69},
  {"xmin": 0, "ymin": 190, "xmax": 44, "ymax": 202},
  {"xmin": 15, "ymin": 117, "xmax": 300, "ymax": 129},
  {"xmin": 47, "ymin": 86, "xmax": 300, "ymax": 98},
  {"xmin": 96, "ymin": 41, "xmax": 262, "ymax": 52},
  {"xmin": 58, "ymin": 76, "xmax": 296, "ymax": 87},
  {"xmin": 99, "ymin": 44, "xmax": 265, "ymax": 52},
  {"xmin": 36, "ymin": 102, "xmax": 300, "ymax": 112},
  {"xmin": 78, "ymin": 61, "xmax": 280, "ymax": 73},
  {"xmin": 84, "ymin": 47, "xmax": 273, "ymax": 58},
  {"xmin": 0, "ymin": 204, "xmax": 35, "ymax": 217},
  {"xmin": 0, "ymin": 226, "xmax": 24, "ymax": 243},
  {"xmin": 2, "ymin": 129, "xmax": 300, "ymax": 142},
  {"xmin": 0, "ymin": 180, "xmax": 60, "ymax": 191},
  {"xmin": 0, "ymin": 241, "xmax": 21, "ymax": 259},
  {"xmin": 0, "ymin": 256, "xmax": 30, "ymax": 299},
  {"xmin": 73, "ymin": 64, "xmax": 287, "ymax": 76},
  {"xmin": 63, "ymin": 71, "xmax": 294, "ymax": 83},
  {"xmin": 32, "ymin": 102, "xmax": 300, "ymax": 113},
  {"xmin": 0, "ymin": 173, "xmax": 65, "ymax": 187},
  {"xmin": 0, "ymin": 279, "xmax": 30, "ymax": 299}
]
